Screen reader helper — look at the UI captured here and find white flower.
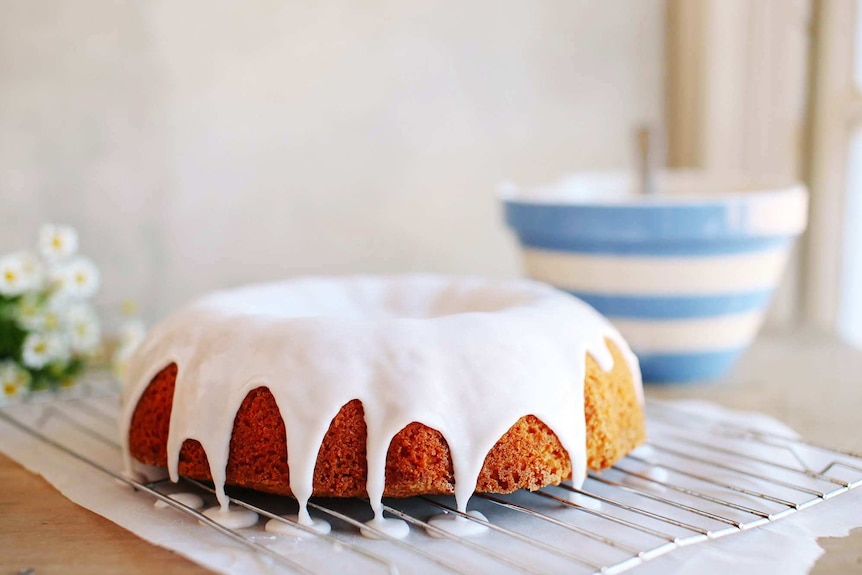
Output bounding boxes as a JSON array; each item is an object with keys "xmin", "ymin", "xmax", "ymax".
[
  {"xmin": 119, "ymin": 318, "xmax": 146, "ymax": 350},
  {"xmin": 39, "ymin": 224, "xmax": 78, "ymax": 261},
  {"xmin": 65, "ymin": 303, "xmax": 101, "ymax": 353},
  {"xmin": 15, "ymin": 251, "xmax": 45, "ymax": 292},
  {"xmin": 113, "ymin": 342, "xmax": 139, "ymax": 381},
  {"xmin": 14, "ymin": 292, "xmax": 47, "ymax": 330},
  {"xmin": 0, "ymin": 254, "xmax": 29, "ymax": 296},
  {"xmin": 16, "ymin": 294, "xmax": 67, "ymax": 332},
  {"xmin": 1, "ymin": 251, "xmax": 46, "ymax": 296},
  {"xmin": 21, "ymin": 332, "xmax": 69, "ymax": 369},
  {"xmin": 51, "ymin": 256, "xmax": 100, "ymax": 299},
  {"xmin": 112, "ymin": 318, "xmax": 146, "ymax": 380},
  {"xmin": 0, "ymin": 360, "xmax": 30, "ymax": 398}
]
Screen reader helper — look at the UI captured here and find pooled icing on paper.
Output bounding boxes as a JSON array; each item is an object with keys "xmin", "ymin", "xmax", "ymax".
[{"xmin": 119, "ymin": 275, "xmax": 642, "ymax": 526}]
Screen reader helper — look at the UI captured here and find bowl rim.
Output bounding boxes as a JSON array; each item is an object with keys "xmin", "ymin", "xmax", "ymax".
[
  {"xmin": 502, "ymin": 171, "xmax": 808, "ymax": 240},
  {"xmin": 499, "ymin": 171, "xmax": 806, "ymax": 206}
]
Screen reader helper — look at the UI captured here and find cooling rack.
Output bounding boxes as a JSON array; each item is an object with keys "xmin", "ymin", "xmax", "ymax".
[{"xmin": 2, "ymin": 375, "xmax": 861, "ymax": 575}]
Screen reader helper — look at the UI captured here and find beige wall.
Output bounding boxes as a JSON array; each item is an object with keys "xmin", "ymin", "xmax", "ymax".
[{"xmin": 0, "ymin": 0, "xmax": 664, "ymax": 320}]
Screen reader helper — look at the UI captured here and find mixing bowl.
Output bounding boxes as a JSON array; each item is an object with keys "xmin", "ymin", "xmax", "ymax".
[{"xmin": 502, "ymin": 172, "xmax": 808, "ymax": 383}]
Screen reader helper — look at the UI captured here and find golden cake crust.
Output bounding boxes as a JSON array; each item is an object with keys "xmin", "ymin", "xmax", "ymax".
[{"xmin": 127, "ymin": 339, "xmax": 644, "ymax": 497}]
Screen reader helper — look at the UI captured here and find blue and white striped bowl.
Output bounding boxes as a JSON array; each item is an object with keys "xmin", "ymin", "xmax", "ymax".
[{"xmin": 502, "ymin": 172, "xmax": 808, "ymax": 383}]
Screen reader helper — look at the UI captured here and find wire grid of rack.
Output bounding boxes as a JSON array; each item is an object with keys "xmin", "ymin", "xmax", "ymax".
[{"xmin": 2, "ymin": 375, "xmax": 862, "ymax": 575}]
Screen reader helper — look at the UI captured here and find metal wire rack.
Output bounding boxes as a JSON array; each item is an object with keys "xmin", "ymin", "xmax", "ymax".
[{"xmin": 2, "ymin": 375, "xmax": 861, "ymax": 575}]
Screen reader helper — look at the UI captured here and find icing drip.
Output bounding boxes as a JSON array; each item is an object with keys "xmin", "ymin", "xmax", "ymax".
[
  {"xmin": 265, "ymin": 515, "xmax": 331, "ymax": 536},
  {"xmin": 119, "ymin": 275, "xmax": 642, "ymax": 524},
  {"xmin": 115, "ymin": 470, "xmax": 148, "ymax": 489},
  {"xmin": 426, "ymin": 511, "xmax": 489, "ymax": 538},
  {"xmin": 566, "ymin": 491, "xmax": 602, "ymax": 511},
  {"xmin": 201, "ymin": 505, "xmax": 259, "ymax": 529},
  {"xmin": 360, "ymin": 517, "xmax": 410, "ymax": 540},
  {"xmin": 154, "ymin": 492, "xmax": 204, "ymax": 510}
]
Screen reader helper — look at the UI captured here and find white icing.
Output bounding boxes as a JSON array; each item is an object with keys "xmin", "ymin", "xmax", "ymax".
[
  {"xmin": 201, "ymin": 505, "xmax": 259, "ymax": 529},
  {"xmin": 265, "ymin": 515, "xmax": 331, "ymax": 536},
  {"xmin": 426, "ymin": 510, "xmax": 489, "ymax": 538},
  {"xmin": 115, "ymin": 463, "xmax": 168, "ymax": 489},
  {"xmin": 360, "ymin": 517, "xmax": 410, "ymax": 540},
  {"xmin": 115, "ymin": 470, "xmax": 148, "ymax": 489},
  {"xmin": 629, "ymin": 444, "xmax": 656, "ymax": 461},
  {"xmin": 154, "ymin": 492, "xmax": 205, "ymax": 510},
  {"xmin": 566, "ymin": 491, "xmax": 603, "ymax": 510},
  {"xmin": 119, "ymin": 275, "xmax": 642, "ymax": 521}
]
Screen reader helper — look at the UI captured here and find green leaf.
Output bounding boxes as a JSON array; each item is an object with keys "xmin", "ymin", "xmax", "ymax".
[{"xmin": 0, "ymin": 317, "xmax": 26, "ymax": 359}]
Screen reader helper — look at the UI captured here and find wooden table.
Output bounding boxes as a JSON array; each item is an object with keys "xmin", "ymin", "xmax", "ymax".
[{"xmin": 2, "ymin": 329, "xmax": 860, "ymax": 574}]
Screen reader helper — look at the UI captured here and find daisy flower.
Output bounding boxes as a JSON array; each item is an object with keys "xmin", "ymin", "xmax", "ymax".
[
  {"xmin": 14, "ymin": 292, "xmax": 48, "ymax": 330},
  {"xmin": 51, "ymin": 256, "xmax": 100, "ymax": 300},
  {"xmin": 65, "ymin": 303, "xmax": 101, "ymax": 353},
  {"xmin": 113, "ymin": 316, "xmax": 147, "ymax": 379},
  {"xmin": 0, "ymin": 360, "xmax": 30, "ymax": 399},
  {"xmin": 119, "ymin": 318, "xmax": 146, "ymax": 350},
  {"xmin": 3, "ymin": 223, "xmax": 102, "ymax": 395},
  {"xmin": 21, "ymin": 332, "xmax": 69, "ymax": 369},
  {"xmin": 18, "ymin": 294, "xmax": 67, "ymax": 332},
  {"xmin": 38, "ymin": 224, "xmax": 78, "ymax": 261},
  {"xmin": 0, "ymin": 254, "xmax": 29, "ymax": 297},
  {"xmin": 11, "ymin": 251, "xmax": 45, "ymax": 292}
]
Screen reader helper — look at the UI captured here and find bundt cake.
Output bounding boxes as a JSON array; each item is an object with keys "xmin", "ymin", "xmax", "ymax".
[{"xmin": 120, "ymin": 275, "xmax": 645, "ymax": 525}]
